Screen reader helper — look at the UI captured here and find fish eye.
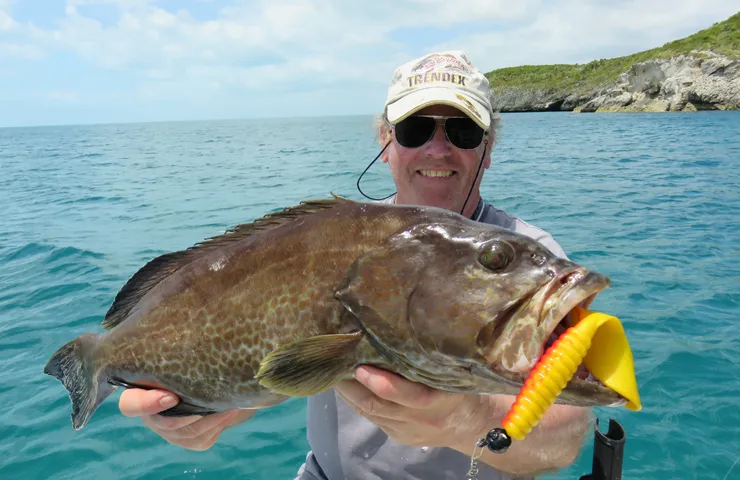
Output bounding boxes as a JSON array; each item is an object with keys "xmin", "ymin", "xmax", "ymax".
[{"xmin": 479, "ymin": 241, "xmax": 515, "ymax": 271}]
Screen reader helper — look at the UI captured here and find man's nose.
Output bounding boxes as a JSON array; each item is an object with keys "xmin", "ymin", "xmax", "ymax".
[{"xmin": 425, "ymin": 123, "xmax": 452, "ymax": 154}]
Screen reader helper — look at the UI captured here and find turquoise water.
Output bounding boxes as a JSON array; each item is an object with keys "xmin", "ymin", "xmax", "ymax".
[{"xmin": 1, "ymin": 112, "xmax": 739, "ymax": 480}]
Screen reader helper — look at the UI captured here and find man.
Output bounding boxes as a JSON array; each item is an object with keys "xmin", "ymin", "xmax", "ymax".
[{"xmin": 118, "ymin": 51, "xmax": 591, "ymax": 479}]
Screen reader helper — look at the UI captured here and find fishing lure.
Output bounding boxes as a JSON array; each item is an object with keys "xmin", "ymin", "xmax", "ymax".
[{"xmin": 466, "ymin": 306, "xmax": 641, "ymax": 479}]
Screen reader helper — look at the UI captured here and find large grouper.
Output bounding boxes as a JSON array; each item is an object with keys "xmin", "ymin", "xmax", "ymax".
[{"xmin": 44, "ymin": 195, "xmax": 629, "ymax": 430}]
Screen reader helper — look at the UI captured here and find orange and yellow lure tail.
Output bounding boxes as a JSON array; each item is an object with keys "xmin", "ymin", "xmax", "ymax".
[
  {"xmin": 501, "ymin": 315, "xmax": 595, "ymax": 441},
  {"xmin": 470, "ymin": 306, "xmax": 641, "ymax": 462}
]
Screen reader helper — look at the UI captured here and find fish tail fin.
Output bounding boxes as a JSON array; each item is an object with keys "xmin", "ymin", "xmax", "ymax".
[{"xmin": 43, "ymin": 333, "xmax": 114, "ymax": 430}]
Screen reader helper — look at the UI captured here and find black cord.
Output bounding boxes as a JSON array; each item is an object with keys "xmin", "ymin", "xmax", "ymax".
[
  {"xmin": 459, "ymin": 137, "xmax": 488, "ymax": 215},
  {"xmin": 356, "ymin": 140, "xmax": 395, "ymax": 201}
]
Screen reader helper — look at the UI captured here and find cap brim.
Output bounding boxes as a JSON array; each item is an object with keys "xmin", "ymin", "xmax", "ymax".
[{"xmin": 386, "ymin": 87, "xmax": 491, "ymax": 130}]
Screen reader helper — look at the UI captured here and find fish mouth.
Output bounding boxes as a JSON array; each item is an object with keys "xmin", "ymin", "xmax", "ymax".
[
  {"xmin": 534, "ymin": 268, "xmax": 627, "ymax": 405},
  {"xmin": 488, "ymin": 267, "xmax": 625, "ymax": 406},
  {"xmin": 540, "ymin": 268, "xmax": 608, "ymax": 347}
]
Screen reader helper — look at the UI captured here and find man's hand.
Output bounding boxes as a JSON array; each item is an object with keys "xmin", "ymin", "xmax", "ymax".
[
  {"xmin": 335, "ymin": 365, "xmax": 490, "ymax": 448},
  {"xmin": 119, "ymin": 388, "xmax": 255, "ymax": 451},
  {"xmin": 335, "ymin": 365, "xmax": 591, "ymax": 477}
]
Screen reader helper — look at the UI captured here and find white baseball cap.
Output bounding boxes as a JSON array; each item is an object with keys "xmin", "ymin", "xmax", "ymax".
[{"xmin": 384, "ymin": 50, "xmax": 493, "ymax": 130}]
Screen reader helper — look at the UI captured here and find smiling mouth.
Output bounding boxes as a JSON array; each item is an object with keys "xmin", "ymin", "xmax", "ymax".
[{"xmin": 418, "ymin": 169, "xmax": 455, "ymax": 178}]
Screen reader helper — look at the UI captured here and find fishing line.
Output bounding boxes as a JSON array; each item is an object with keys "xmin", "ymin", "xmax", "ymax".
[{"xmin": 722, "ymin": 453, "xmax": 740, "ymax": 480}]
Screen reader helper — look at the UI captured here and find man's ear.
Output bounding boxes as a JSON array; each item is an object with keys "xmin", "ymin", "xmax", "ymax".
[
  {"xmin": 381, "ymin": 131, "xmax": 392, "ymax": 164},
  {"xmin": 381, "ymin": 146, "xmax": 390, "ymax": 163}
]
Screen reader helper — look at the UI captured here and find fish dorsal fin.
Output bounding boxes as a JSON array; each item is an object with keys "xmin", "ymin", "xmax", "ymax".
[{"xmin": 101, "ymin": 195, "xmax": 354, "ymax": 330}]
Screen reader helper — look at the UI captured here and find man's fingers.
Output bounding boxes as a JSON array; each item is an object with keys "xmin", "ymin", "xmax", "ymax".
[
  {"xmin": 354, "ymin": 366, "xmax": 436, "ymax": 408},
  {"xmin": 335, "ymin": 380, "xmax": 408, "ymax": 421},
  {"xmin": 336, "ymin": 390, "xmax": 408, "ymax": 430},
  {"xmin": 141, "ymin": 412, "xmax": 203, "ymax": 433},
  {"xmin": 145, "ymin": 411, "xmax": 239, "ymax": 439},
  {"xmin": 171, "ymin": 426, "xmax": 224, "ymax": 451},
  {"xmin": 119, "ymin": 388, "xmax": 180, "ymax": 417}
]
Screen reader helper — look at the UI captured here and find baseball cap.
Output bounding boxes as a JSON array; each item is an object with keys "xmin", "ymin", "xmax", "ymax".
[{"xmin": 384, "ymin": 50, "xmax": 493, "ymax": 130}]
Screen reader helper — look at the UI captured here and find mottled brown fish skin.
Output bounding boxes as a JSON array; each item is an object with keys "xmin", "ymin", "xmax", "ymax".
[
  {"xmin": 95, "ymin": 201, "xmax": 416, "ymax": 410},
  {"xmin": 44, "ymin": 197, "xmax": 626, "ymax": 430}
]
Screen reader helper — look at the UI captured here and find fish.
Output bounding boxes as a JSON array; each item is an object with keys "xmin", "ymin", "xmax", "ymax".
[{"xmin": 44, "ymin": 195, "xmax": 627, "ymax": 430}]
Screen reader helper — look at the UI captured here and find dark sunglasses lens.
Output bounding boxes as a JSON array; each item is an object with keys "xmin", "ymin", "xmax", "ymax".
[
  {"xmin": 395, "ymin": 116, "xmax": 436, "ymax": 148},
  {"xmin": 445, "ymin": 117, "xmax": 484, "ymax": 149}
]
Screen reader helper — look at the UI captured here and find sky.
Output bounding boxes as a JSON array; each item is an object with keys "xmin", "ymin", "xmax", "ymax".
[{"xmin": 1, "ymin": 0, "xmax": 738, "ymax": 127}]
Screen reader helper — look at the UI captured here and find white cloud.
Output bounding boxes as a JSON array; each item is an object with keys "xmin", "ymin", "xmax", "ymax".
[
  {"xmin": 0, "ymin": 10, "xmax": 15, "ymax": 31},
  {"xmin": 19, "ymin": 1, "xmax": 736, "ymax": 68},
  {"xmin": 66, "ymin": 0, "xmax": 152, "ymax": 12},
  {"xmin": 12, "ymin": 1, "xmax": 739, "ymax": 69},
  {"xmin": 1, "ymin": 0, "xmax": 738, "ymax": 125},
  {"xmin": 0, "ymin": 42, "xmax": 44, "ymax": 59},
  {"xmin": 0, "ymin": 1, "xmax": 46, "ymax": 59},
  {"xmin": 434, "ymin": 0, "xmax": 740, "ymax": 70}
]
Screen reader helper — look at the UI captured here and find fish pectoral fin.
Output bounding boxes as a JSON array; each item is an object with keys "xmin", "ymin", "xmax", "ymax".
[{"xmin": 256, "ymin": 332, "xmax": 362, "ymax": 397}]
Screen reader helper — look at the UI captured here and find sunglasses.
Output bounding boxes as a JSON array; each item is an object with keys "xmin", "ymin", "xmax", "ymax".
[{"xmin": 393, "ymin": 115, "xmax": 486, "ymax": 150}]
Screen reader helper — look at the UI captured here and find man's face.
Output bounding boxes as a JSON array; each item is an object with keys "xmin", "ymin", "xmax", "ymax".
[{"xmin": 384, "ymin": 104, "xmax": 491, "ymax": 216}]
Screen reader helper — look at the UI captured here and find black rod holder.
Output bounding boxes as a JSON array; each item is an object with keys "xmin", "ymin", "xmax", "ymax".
[{"xmin": 579, "ymin": 417, "xmax": 626, "ymax": 480}]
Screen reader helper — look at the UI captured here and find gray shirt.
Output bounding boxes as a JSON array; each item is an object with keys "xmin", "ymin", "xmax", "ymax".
[{"xmin": 294, "ymin": 196, "xmax": 568, "ymax": 480}]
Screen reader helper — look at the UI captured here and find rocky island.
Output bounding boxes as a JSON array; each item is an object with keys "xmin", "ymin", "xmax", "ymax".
[{"xmin": 486, "ymin": 12, "xmax": 740, "ymax": 113}]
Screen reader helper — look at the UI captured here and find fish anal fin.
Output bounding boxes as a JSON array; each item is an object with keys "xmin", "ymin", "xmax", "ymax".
[
  {"xmin": 102, "ymin": 195, "xmax": 356, "ymax": 331},
  {"xmin": 107, "ymin": 377, "xmax": 218, "ymax": 417},
  {"xmin": 156, "ymin": 402, "xmax": 218, "ymax": 417},
  {"xmin": 256, "ymin": 332, "xmax": 363, "ymax": 397}
]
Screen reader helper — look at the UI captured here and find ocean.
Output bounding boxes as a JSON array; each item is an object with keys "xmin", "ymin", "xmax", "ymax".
[{"xmin": 1, "ymin": 111, "xmax": 738, "ymax": 480}]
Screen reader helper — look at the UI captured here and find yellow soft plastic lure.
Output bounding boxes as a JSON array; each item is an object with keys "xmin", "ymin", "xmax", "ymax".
[{"xmin": 473, "ymin": 306, "xmax": 641, "ymax": 456}]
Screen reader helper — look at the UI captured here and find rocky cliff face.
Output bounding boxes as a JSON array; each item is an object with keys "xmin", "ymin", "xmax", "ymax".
[{"xmin": 491, "ymin": 51, "xmax": 740, "ymax": 113}]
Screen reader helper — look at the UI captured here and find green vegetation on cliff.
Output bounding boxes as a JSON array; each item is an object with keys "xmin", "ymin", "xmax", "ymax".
[{"xmin": 485, "ymin": 11, "xmax": 740, "ymax": 94}]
